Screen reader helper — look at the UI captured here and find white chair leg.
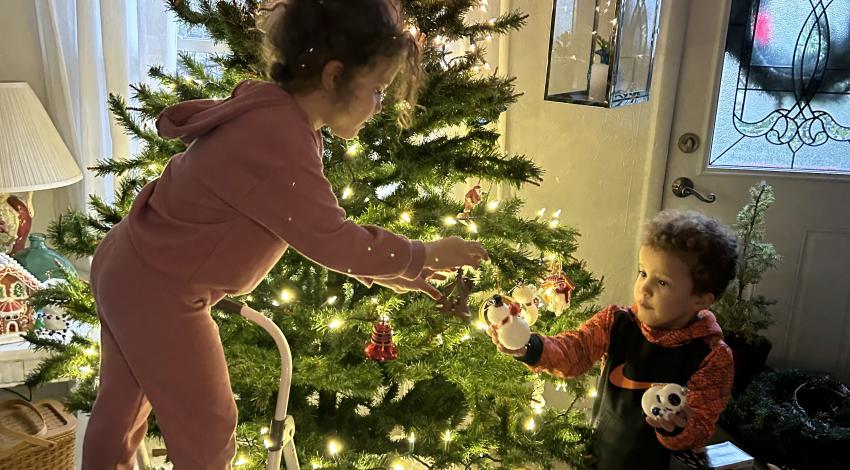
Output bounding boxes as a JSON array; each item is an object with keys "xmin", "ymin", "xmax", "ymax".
[{"xmin": 136, "ymin": 439, "xmax": 151, "ymax": 470}]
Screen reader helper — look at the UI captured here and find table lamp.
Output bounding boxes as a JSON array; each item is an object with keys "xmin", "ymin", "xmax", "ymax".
[{"xmin": 0, "ymin": 82, "xmax": 82, "ymax": 254}]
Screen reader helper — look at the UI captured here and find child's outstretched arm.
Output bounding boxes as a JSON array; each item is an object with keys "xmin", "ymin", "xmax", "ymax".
[
  {"xmin": 653, "ymin": 338, "xmax": 734, "ymax": 450},
  {"xmin": 493, "ymin": 305, "xmax": 619, "ymax": 379},
  {"xmin": 232, "ymin": 135, "xmax": 485, "ymax": 283}
]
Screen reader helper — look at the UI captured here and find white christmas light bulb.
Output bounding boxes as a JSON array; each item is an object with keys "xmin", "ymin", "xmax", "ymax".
[
  {"xmin": 487, "ymin": 200, "xmax": 499, "ymax": 211},
  {"xmin": 328, "ymin": 318, "xmax": 343, "ymax": 330},
  {"xmin": 346, "ymin": 142, "xmax": 361, "ymax": 156},
  {"xmin": 328, "ymin": 439, "xmax": 341, "ymax": 456},
  {"xmin": 400, "ymin": 212, "xmax": 412, "ymax": 223},
  {"xmin": 341, "ymin": 187, "xmax": 354, "ymax": 200}
]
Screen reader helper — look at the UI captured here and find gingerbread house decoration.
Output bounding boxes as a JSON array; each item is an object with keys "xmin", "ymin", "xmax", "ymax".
[{"xmin": 0, "ymin": 252, "xmax": 42, "ymax": 336}]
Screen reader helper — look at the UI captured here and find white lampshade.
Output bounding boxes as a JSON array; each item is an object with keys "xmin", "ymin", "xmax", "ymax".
[{"xmin": 0, "ymin": 82, "xmax": 82, "ymax": 193}]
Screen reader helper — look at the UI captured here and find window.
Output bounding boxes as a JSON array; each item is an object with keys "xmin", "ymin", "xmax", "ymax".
[
  {"xmin": 175, "ymin": 10, "xmax": 229, "ymax": 77},
  {"xmin": 137, "ymin": 0, "xmax": 229, "ymax": 86},
  {"xmin": 709, "ymin": 0, "xmax": 850, "ymax": 174}
]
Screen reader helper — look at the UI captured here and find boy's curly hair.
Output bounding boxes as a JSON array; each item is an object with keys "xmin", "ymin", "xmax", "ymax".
[
  {"xmin": 258, "ymin": 0, "xmax": 423, "ymax": 127},
  {"xmin": 642, "ymin": 210, "xmax": 739, "ymax": 298}
]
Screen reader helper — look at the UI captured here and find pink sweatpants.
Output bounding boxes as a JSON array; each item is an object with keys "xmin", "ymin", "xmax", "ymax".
[{"xmin": 83, "ymin": 224, "xmax": 237, "ymax": 469}]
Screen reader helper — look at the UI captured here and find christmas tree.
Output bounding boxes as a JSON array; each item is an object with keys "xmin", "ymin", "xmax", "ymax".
[{"xmin": 25, "ymin": 1, "xmax": 603, "ymax": 468}]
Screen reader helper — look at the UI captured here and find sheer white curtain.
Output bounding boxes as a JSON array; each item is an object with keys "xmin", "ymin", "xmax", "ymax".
[
  {"xmin": 34, "ymin": 0, "xmax": 177, "ymax": 213},
  {"xmin": 35, "ymin": 4, "xmax": 177, "ymax": 466}
]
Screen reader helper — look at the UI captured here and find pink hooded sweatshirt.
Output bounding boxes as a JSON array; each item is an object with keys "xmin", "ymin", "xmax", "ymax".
[{"xmin": 119, "ymin": 80, "xmax": 425, "ymax": 301}]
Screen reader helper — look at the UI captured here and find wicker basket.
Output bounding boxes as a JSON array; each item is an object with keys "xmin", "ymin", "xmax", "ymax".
[{"xmin": 0, "ymin": 399, "xmax": 76, "ymax": 470}]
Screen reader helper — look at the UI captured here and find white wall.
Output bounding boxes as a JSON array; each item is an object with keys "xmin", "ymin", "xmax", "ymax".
[
  {"xmin": 0, "ymin": 0, "xmax": 76, "ymax": 235},
  {"xmin": 501, "ymin": 0, "xmax": 687, "ymax": 305}
]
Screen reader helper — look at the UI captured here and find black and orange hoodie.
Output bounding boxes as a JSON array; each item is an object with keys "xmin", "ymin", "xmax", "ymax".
[{"xmin": 517, "ymin": 305, "xmax": 734, "ymax": 470}]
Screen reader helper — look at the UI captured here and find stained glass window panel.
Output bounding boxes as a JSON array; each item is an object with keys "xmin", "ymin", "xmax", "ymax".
[{"xmin": 709, "ymin": 0, "xmax": 850, "ymax": 174}]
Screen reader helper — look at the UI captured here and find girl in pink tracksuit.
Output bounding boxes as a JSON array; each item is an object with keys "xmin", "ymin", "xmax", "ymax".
[{"xmin": 83, "ymin": 1, "xmax": 487, "ymax": 468}]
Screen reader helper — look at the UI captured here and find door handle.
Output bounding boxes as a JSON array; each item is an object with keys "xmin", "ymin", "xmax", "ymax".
[{"xmin": 671, "ymin": 177, "xmax": 716, "ymax": 203}]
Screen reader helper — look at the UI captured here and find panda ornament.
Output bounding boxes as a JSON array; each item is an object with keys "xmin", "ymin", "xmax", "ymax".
[
  {"xmin": 484, "ymin": 294, "xmax": 531, "ymax": 350},
  {"xmin": 641, "ymin": 383, "xmax": 688, "ymax": 420}
]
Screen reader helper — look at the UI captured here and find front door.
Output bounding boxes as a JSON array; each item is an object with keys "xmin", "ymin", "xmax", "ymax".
[{"xmin": 662, "ymin": 0, "xmax": 850, "ymax": 382}]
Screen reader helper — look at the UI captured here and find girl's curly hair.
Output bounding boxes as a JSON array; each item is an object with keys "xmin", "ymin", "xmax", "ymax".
[{"xmin": 258, "ymin": 0, "xmax": 423, "ymax": 127}]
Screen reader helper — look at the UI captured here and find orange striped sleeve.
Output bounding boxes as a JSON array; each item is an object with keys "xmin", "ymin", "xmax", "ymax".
[
  {"xmin": 656, "ymin": 339, "xmax": 734, "ymax": 450},
  {"xmin": 529, "ymin": 305, "xmax": 619, "ymax": 378}
]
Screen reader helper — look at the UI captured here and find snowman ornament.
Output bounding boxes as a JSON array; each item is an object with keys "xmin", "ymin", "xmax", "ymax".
[
  {"xmin": 483, "ymin": 294, "xmax": 531, "ymax": 350},
  {"xmin": 641, "ymin": 383, "xmax": 688, "ymax": 420},
  {"xmin": 510, "ymin": 285, "xmax": 540, "ymax": 326}
]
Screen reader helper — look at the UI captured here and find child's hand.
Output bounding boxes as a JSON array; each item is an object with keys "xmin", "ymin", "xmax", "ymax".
[
  {"xmin": 645, "ymin": 405, "xmax": 693, "ymax": 432},
  {"xmin": 423, "ymin": 236, "xmax": 489, "ymax": 271},
  {"xmin": 488, "ymin": 326, "xmax": 527, "ymax": 357}
]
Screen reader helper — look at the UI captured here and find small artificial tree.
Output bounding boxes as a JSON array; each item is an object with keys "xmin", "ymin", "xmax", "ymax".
[
  {"xmin": 713, "ymin": 181, "xmax": 781, "ymax": 344},
  {"xmin": 714, "ymin": 181, "xmax": 781, "ymax": 394}
]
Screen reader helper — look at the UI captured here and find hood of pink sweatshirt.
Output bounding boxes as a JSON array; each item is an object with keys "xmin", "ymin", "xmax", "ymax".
[{"xmin": 156, "ymin": 80, "xmax": 315, "ymax": 144}]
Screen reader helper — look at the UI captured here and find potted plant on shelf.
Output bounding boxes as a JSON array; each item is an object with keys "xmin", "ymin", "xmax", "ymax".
[
  {"xmin": 588, "ymin": 35, "xmax": 610, "ymax": 101},
  {"xmin": 714, "ymin": 181, "xmax": 782, "ymax": 395}
]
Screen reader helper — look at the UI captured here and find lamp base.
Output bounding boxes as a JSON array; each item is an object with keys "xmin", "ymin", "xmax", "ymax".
[{"xmin": 0, "ymin": 194, "xmax": 32, "ymax": 255}]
